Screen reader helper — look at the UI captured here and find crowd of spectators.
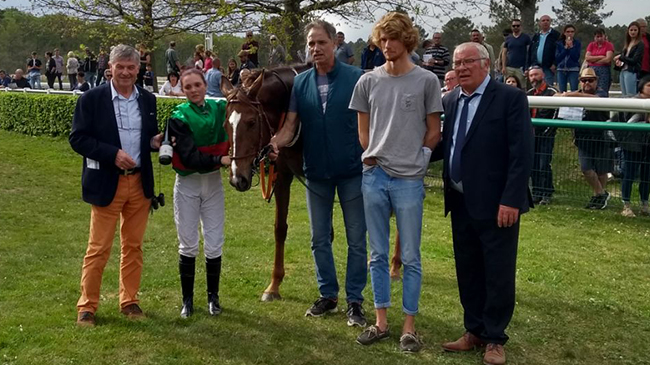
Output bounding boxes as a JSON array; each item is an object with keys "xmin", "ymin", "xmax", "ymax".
[{"xmin": 2, "ymin": 17, "xmax": 649, "ymax": 216}]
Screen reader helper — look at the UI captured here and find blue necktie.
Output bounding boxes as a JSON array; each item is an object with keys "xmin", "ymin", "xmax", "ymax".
[{"xmin": 451, "ymin": 93, "xmax": 478, "ymax": 183}]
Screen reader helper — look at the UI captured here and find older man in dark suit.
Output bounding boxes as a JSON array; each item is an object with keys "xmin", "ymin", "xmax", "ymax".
[
  {"xmin": 437, "ymin": 42, "xmax": 534, "ymax": 365},
  {"xmin": 69, "ymin": 44, "xmax": 163, "ymax": 327}
]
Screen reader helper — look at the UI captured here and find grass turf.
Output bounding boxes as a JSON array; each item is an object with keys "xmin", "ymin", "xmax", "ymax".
[{"xmin": 0, "ymin": 130, "xmax": 649, "ymax": 365}]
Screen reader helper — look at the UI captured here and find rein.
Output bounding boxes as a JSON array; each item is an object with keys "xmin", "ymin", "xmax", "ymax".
[
  {"xmin": 226, "ymin": 87, "xmax": 278, "ymax": 201},
  {"xmin": 227, "ymin": 68, "xmax": 298, "ymax": 202}
]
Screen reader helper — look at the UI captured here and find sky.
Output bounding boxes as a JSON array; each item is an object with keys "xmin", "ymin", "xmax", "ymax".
[
  {"xmin": 2, "ymin": 0, "xmax": 649, "ymax": 42},
  {"xmin": 328, "ymin": 0, "xmax": 650, "ymax": 42}
]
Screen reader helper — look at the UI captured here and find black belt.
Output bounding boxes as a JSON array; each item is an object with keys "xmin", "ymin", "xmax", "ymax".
[{"xmin": 118, "ymin": 167, "xmax": 141, "ymax": 175}]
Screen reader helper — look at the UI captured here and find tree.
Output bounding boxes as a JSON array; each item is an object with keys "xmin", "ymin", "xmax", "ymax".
[
  {"xmin": 552, "ymin": 0, "xmax": 612, "ymax": 27},
  {"xmin": 441, "ymin": 16, "xmax": 475, "ymax": 56},
  {"xmin": 490, "ymin": 0, "xmax": 537, "ymax": 35},
  {"xmin": 482, "ymin": 0, "xmax": 520, "ymax": 53},
  {"xmin": 29, "ymin": 0, "xmax": 252, "ymax": 49},
  {"xmin": 0, "ymin": 8, "xmax": 137, "ymax": 75},
  {"xmin": 212, "ymin": 0, "xmax": 489, "ymax": 59}
]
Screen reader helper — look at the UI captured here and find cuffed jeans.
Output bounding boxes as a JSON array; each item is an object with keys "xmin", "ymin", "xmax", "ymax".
[
  {"xmin": 362, "ymin": 166, "xmax": 425, "ymax": 315},
  {"xmin": 305, "ymin": 174, "xmax": 367, "ymax": 303},
  {"xmin": 557, "ymin": 70, "xmax": 579, "ymax": 92}
]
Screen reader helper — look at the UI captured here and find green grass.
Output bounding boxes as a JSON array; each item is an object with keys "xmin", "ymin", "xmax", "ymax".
[{"xmin": 0, "ymin": 130, "xmax": 649, "ymax": 365}]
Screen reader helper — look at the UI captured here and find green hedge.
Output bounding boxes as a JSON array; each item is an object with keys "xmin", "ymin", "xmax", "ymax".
[{"xmin": 0, "ymin": 92, "xmax": 185, "ymax": 137}]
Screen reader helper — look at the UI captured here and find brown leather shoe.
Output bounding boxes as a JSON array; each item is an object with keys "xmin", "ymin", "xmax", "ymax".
[
  {"xmin": 483, "ymin": 343, "xmax": 506, "ymax": 365},
  {"xmin": 442, "ymin": 332, "xmax": 485, "ymax": 352},
  {"xmin": 120, "ymin": 304, "xmax": 145, "ymax": 319},
  {"xmin": 76, "ymin": 311, "xmax": 95, "ymax": 327}
]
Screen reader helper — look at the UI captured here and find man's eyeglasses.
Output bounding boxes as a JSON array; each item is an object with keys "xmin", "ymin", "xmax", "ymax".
[
  {"xmin": 580, "ymin": 78, "xmax": 597, "ymax": 83},
  {"xmin": 453, "ymin": 58, "xmax": 485, "ymax": 68},
  {"xmin": 512, "ymin": 24, "xmax": 521, "ymax": 28}
]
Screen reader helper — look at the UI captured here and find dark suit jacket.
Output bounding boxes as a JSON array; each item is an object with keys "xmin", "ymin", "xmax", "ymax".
[
  {"xmin": 528, "ymin": 29, "xmax": 561, "ymax": 69},
  {"xmin": 69, "ymin": 83, "xmax": 158, "ymax": 207},
  {"xmin": 436, "ymin": 79, "xmax": 534, "ymax": 220}
]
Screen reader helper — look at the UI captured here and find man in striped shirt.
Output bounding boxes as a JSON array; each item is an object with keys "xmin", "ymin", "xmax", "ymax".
[{"xmin": 423, "ymin": 32, "xmax": 450, "ymax": 83}]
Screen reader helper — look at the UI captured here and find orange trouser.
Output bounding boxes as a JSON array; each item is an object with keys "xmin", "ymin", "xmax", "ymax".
[{"xmin": 77, "ymin": 173, "xmax": 151, "ymax": 313}]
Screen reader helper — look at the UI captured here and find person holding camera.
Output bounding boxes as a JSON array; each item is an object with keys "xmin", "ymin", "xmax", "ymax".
[
  {"xmin": 70, "ymin": 44, "xmax": 163, "ymax": 327},
  {"xmin": 166, "ymin": 68, "xmax": 231, "ymax": 318}
]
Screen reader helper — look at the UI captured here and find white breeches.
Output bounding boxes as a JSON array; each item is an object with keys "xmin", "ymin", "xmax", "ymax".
[{"xmin": 174, "ymin": 171, "xmax": 225, "ymax": 259}]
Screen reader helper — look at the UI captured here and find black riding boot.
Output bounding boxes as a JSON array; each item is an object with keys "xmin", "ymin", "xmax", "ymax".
[
  {"xmin": 179, "ymin": 255, "xmax": 195, "ymax": 318},
  {"xmin": 206, "ymin": 256, "xmax": 222, "ymax": 316}
]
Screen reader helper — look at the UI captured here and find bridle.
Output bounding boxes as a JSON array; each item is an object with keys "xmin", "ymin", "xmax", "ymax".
[
  {"xmin": 226, "ymin": 87, "xmax": 275, "ymax": 164},
  {"xmin": 226, "ymin": 68, "xmax": 297, "ymax": 164}
]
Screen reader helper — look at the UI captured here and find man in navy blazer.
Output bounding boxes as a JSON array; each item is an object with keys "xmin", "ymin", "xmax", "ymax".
[
  {"xmin": 437, "ymin": 42, "xmax": 534, "ymax": 365},
  {"xmin": 69, "ymin": 44, "xmax": 162, "ymax": 327}
]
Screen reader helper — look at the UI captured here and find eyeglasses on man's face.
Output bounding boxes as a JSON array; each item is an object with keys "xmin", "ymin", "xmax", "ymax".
[
  {"xmin": 580, "ymin": 78, "xmax": 596, "ymax": 83},
  {"xmin": 512, "ymin": 24, "xmax": 521, "ymax": 28},
  {"xmin": 453, "ymin": 58, "xmax": 485, "ymax": 68}
]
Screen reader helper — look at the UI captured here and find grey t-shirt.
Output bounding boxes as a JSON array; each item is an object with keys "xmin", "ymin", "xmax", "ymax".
[
  {"xmin": 335, "ymin": 43, "xmax": 354, "ymax": 63},
  {"xmin": 349, "ymin": 66, "xmax": 443, "ymax": 179},
  {"xmin": 289, "ymin": 74, "xmax": 329, "ymax": 113}
]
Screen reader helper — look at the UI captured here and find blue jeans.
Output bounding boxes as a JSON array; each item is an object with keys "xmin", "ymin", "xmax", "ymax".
[
  {"xmin": 557, "ymin": 70, "xmax": 579, "ymax": 92},
  {"xmin": 362, "ymin": 166, "xmax": 425, "ymax": 315},
  {"xmin": 85, "ymin": 72, "xmax": 97, "ymax": 88},
  {"xmin": 532, "ymin": 134, "xmax": 556, "ymax": 198},
  {"xmin": 620, "ymin": 70, "xmax": 638, "ymax": 97},
  {"xmin": 305, "ymin": 175, "xmax": 367, "ymax": 303},
  {"xmin": 542, "ymin": 67, "xmax": 555, "ymax": 87},
  {"xmin": 621, "ymin": 148, "xmax": 650, "ymax": 203},
  {"xmin": 28, "ymin": 72, "xmax": 41, "ymax": 89}
]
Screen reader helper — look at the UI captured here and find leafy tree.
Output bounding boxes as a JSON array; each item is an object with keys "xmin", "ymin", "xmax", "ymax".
[
  {"xmin": 491, "ymin": 0, "xmax": 538, "ymax": 35},
  {"xmin": 210, "ymin": 0, "xmax": 481, "ymax": 59},
  {"xmin": 29, "ymin": 0, "xmax": 251, "ymax": 49},
  {"xmin": 441, "ymin": 16, "xmax": 475, "ymax": 56},
  {"xmin": 552, "ymin": 0, "xmax": 612, "ymax": 27},
  {"xmin": 0, "ymin": 8, "xmax": 136, "ymax": 75},
  {"xmin": 482, "ymin": 0, "xmax": 520, "ymax": 55}
]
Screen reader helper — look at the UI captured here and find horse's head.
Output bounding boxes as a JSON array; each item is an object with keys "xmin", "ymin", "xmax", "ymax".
[{"xmin": 221, "ymin": 70, "xmax": 271, "ymax": 191}]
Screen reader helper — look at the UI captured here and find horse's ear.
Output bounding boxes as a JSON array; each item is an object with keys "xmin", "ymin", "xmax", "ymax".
[
  {"xmin": 247, "ymin": 69, "xmax": 265, "ymax": 99},
  {"xmin": 221, "ymin": 74, "xmax": 234, "ymax": 97}
]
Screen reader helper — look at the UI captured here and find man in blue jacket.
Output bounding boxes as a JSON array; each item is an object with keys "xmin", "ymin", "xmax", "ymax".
[
  {"xmin": 270, "ymin": 19, "xmax": 368, "ymax": 328},
  {"xmin": 527, "ymin": 15, "xmax": 560, "ymax": 86},
  {"xmin": 69, "ymin": 44, "xmax": 163, "ymax": 327}
]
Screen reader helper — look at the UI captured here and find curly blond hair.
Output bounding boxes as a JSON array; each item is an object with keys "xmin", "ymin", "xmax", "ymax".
[{"xmin": 371, "ymin": 12, "xmax": 420, "ymax": 53}]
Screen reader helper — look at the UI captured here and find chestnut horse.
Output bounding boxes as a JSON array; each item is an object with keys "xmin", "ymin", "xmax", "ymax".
[{"xmin": 220, "ymin": 65, "xmax": 402, "ymax": 302}]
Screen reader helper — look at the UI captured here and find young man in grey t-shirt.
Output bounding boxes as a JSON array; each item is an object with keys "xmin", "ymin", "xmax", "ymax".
[{"xmin": 349, "ymin": 12, "xmax": 442, "ymax": 353}]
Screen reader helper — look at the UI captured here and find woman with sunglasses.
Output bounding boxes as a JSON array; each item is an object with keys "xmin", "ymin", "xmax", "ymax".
[
  {"xmin": 615, "ymin": 21, "xmax": 645, "ymax": 96},
  {"xmin": 167, "ymin": 68, "xmax": 231, "ymax": 318},
  {"xmin": 585, "ymin": 28, "xmax": 614, "ymax": 94},
  {"xmin": 555, "ymin": 24, "xmax": 582, "ymax": 92}
]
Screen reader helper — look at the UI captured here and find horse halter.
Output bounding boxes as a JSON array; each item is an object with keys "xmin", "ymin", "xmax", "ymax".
[{"xmin": 226, "ymin": 88, "xmax": 275, "ymax": 163}]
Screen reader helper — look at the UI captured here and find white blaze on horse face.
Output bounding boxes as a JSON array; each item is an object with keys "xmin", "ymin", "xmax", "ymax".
[{"xmin": 229, "ymin": 111, "xmax": 242, "ymax": 178}]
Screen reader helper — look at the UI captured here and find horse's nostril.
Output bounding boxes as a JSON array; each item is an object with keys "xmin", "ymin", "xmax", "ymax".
[{"xmin": 235, "ymin": 177, "xmax": 250, "ymax": 191}]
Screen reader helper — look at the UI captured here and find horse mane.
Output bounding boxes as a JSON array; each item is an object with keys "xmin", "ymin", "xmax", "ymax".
[{"xmin": 249, "ymin": 62, "xmax": 313, "ymax": 81}]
